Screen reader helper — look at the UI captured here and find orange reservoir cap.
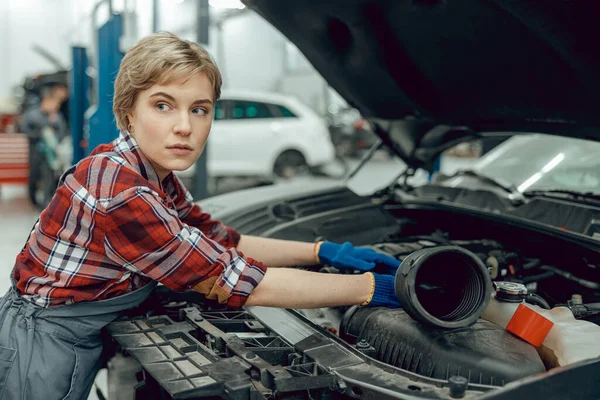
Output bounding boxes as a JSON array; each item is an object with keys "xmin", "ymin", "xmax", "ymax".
[{"xmin": 506, "ymin": 304, "xmax": 554, "ymax": 347}]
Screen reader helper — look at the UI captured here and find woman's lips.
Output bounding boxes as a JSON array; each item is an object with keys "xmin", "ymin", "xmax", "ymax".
[{"xmin": 167, "ymin": 145, "xmax": 193, "ymax": 156}]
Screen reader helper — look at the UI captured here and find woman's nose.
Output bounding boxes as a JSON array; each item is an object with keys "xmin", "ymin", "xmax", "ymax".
[{"xmin": 174, "ymin": 113, "xmax": 192, "ymax": 136}]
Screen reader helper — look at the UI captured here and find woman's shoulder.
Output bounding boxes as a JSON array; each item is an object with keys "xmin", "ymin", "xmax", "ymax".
[{"xmin": 71, "ymin": 152, "xmax": 156, "ymax": 203}]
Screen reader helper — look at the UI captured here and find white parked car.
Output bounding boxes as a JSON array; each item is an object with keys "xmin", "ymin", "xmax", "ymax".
[{"xmin": 176, "ymin": 90, "xmax": 336, "ymax": 186}]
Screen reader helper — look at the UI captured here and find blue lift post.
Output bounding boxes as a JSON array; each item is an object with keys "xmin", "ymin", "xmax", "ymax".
[
  {"xmin": 87, "ymin": 14, "xmax": 124, "ymax": 151},
  {"xmin": 69, "ymin": 47, "xmax": 90, "ymax": 163},
  {"xmin": 192, "ymin": 0, "xmax": 210, "ymax": 200}
]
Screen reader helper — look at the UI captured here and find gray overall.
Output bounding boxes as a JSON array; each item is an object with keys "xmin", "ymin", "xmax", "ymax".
[
  {"xmin": 0, "ymin": 281, "xmax": 156, "ymax": 399},
  {"xmin": 0, "ymin": 152, "xmax": 157, "ymax": 399}
]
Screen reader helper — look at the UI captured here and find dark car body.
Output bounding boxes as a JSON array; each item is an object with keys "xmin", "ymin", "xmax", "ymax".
[{"xmin": 105, "ymin": 1, "xmax": 600, "ymax": 399}]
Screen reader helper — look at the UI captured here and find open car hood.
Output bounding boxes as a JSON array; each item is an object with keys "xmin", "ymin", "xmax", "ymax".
[{"xmin": 243, "ymin": 0, "xmax": 600, "ymax": 169}]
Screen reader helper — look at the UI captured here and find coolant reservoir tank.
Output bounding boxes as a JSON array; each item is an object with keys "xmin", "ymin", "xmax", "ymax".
[{"xmin": 481, "ymin": 282, "xmax": 600, "ymax": 368}]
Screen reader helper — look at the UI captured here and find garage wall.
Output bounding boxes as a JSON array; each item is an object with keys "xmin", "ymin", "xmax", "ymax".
[
  {"xmin": 0, "ymin": 1, "xmax": 8, "ymax": 100},
  {"xmin": 0, "ymin": 0, "xmax": 75, "ymax": 100},
  {"xmin": 219, "ymin": 12, "xmax": 285, "ymax": 92},
  {"xmin": 214, "ymin": 11, "xmax": 347, "ymax": 113},
  {"xmin": 0, "ymin": 0, "xmax": 114, "ymax": 100},
  {"xmin": 0, "ymin": 0, "xmax": 346, "ymax": 114},
  {"xmin": 0, "ymin": 0, "xmax": 165, "ymax": 100}
]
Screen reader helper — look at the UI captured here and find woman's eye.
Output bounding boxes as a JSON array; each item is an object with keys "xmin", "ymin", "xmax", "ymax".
[
  {"xmin": 156, "ymin": 103, "xmax": 171, "ymax": 112},
  {"xmin": 192, "ymin": 108, "xmax": 207, "ymax": 115}
]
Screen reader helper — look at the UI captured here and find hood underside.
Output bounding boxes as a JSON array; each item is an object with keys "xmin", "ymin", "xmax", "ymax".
[{"xmin": 244, "ymin": 0, "xmax": 600, "ymax": 167}]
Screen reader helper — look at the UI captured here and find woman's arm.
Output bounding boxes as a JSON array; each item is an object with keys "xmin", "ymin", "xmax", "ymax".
[
  {"xmin": 167, "ymin": 176, "xmax": 241, "ymax": 248},
  {"xmin": 236, "ymin": 235, "xmax": 318, "ymax": 267},
  {"xmin": 104, "ymin": 186, "xmax": 267, "ymax": 308},
  {"xmin": 245, "ymin": 268, "xmax": 372, "ymax": 308}
]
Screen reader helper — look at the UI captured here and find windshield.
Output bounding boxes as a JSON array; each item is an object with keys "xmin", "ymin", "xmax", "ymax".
[{"xmin": 473, "ymin": 134, "xmax": 600, "ymax": 194}]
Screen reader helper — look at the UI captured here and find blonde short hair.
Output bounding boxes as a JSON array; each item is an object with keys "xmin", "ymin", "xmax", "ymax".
[{"xmin": 113, "ymin": 31, "xmax": 222, "ymax": 131}]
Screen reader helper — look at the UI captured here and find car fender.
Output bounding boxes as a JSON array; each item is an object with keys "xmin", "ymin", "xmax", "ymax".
[{"xmin": 198, "ymin": 177, "xmax": 346, "ymax": 219}]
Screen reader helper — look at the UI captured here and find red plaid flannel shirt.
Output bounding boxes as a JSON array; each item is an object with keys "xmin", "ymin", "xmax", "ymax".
[{"xmin": 12, "ymin": 133, "xmax": 267, "ymax": 308}]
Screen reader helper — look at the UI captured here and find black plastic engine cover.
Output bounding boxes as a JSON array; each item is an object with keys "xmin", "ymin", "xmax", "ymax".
[{"xmin": 340, "ymin": 307, "xmax": 546, "ymax": 387}]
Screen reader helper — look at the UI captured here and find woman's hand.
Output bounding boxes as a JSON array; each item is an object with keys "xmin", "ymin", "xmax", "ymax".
[
  {"xmin": 317, "ymin": 242, "xmax": 400, "ymax": 273},
  {"xmin": 364, "ymin": 272, "xmax": 401, "ymax": 308}
]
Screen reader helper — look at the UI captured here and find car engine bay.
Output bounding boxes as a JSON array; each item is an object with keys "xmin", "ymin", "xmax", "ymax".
[
  {"xmin": 106, "ymin": 200, "xmax": 600, "ymax": 399},
  {"xmin": 307, "ymin": 229, "xmax": 600, "ymax": 329},
  {"xmin": 303, "ymin": 224, "xmax": 600, "ymax": 378}
]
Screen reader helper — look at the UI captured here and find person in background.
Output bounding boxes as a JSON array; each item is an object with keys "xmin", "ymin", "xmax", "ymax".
[
  {"xmin": 0, "ymin": 32, "xmax": 401, "ymax": 399},
  {"xmin": 20, "ymin": 83, "xmax": 69, "ymax": 207}
]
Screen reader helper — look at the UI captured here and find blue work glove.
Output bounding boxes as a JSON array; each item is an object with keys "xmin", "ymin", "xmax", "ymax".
[
  {"xmin": 317, "ymin": 242, "xmax": 400, "ymax": 273},
  {"xmin": 365, "ymin": 273, "xmax": 401, "ymax": 308}
]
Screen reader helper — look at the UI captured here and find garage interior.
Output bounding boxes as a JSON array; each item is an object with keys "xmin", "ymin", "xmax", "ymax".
[{"xmin": 1, "ymin": 1, "xmax": 600, "ymax": 400}]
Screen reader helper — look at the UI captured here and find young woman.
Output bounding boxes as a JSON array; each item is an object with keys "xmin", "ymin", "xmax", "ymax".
[{"xmin": 0, "ymin": 32, "xmax": 400, "ymax": 399}]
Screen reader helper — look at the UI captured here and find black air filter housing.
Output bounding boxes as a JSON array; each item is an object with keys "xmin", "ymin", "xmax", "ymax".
[
  {"xmin": 395, "ymin": 246, "xmax": 492, "ymax": 329},
  {"xmin": 340, "ymin": 307, "xmax": 546, "ymax": 386}
]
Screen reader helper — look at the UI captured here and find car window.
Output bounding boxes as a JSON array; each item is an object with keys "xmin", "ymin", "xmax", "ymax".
[
  {"xmin": 214, "ymin": 100, "xmax": 228, "ymax": 120},
  {"xmin": 232, "ymin": 100, "xmax": 274, "ymax": 119},
  {"xmin": 275, "ymin": 105, "xmax": 297, "ymax": 118}
]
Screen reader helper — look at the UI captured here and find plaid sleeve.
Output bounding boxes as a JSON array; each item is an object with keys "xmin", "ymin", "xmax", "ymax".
[
  {"xmin": 170, "ymin": 176, "xmax": 240, "ymax": 248},
  {"xmin": 103, "ymin": 186, "xmax": 266, "ymax": 307}
]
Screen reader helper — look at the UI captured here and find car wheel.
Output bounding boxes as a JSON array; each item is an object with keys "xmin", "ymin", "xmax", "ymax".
[{"xmin": 273, "ymin": 150, "xmax": 309, "ymax": 180}]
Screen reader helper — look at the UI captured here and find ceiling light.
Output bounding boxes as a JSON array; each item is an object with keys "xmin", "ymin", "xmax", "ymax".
[{"xmin": 209, "ymin": 0, "xmax": 245, "ymax": 9}]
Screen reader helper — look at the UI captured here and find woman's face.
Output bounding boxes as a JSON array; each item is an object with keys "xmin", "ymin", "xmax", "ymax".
[{"xmin": 127, "ymin": 72, "xmax": 214, "ymax": 181}]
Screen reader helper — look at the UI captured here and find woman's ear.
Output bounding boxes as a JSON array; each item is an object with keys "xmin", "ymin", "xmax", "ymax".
[{"xmin": 126, "ymin": 113, "xmax": 135, "ymax": 134}]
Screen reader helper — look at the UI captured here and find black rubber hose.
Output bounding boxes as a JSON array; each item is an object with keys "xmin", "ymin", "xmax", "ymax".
[
  {"xmin": 520, "ymin": 271, "xmax": 555, "ymax": 284},
  {"xmin": 525, "ymin": 294, "xmax": 551, "ymax": 310},
  {"xmin": 522, "ymin": 258, "xmax": 541, "ymax": 270},
  {"xmin": 540, "ymin": 266, "xmax": 600, "ymax": 290}
]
